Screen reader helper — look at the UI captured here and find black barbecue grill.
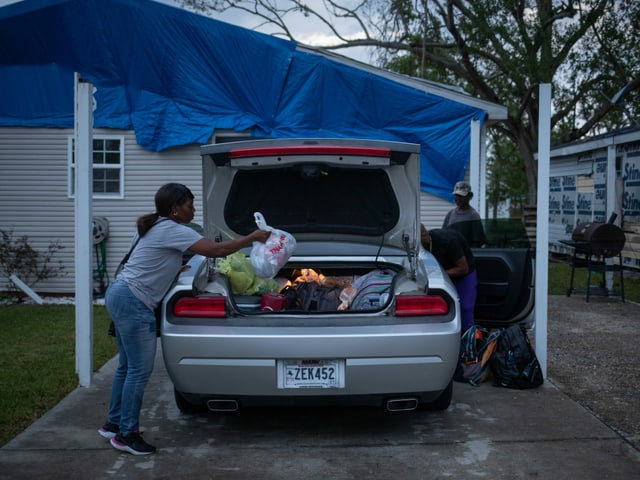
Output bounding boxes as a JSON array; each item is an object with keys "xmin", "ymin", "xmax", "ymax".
[{"xmin": 560, "ymin": 214, "xmax": 626, "ymax": 302}]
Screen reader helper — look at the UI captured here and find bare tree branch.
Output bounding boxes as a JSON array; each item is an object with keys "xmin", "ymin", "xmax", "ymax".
[{"xmin": 181, "ymin": 0, "xmax": 640, "ymax": 204}]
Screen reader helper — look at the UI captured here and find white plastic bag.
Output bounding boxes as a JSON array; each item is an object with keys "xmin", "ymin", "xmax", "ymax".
[{"xmin": 250, "ymin": 212, "xmax": 296, "ymax": 279}]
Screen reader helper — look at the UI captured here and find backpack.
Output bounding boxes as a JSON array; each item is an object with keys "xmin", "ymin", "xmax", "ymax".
[
  {"xmin": 349, "ymin": 269, "xmax": 394, "ymax": 310},
  {"xmin": 490, "ymin": 324, "xmax": 544, "ymax": 389},
  {"xmin": 281, "ymin": 282, "xmax": 342, "ymax": 311},
  {"xmin": 454, "ymin": 326, "xmax": 501, "ymax": 386}
]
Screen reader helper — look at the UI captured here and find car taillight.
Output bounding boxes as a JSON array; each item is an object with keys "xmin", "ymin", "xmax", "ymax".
[
  {"xmin": 395, "ymin": 295, "xmax": 449, "ymax": 317},
  {"xmin": 173, "ymin": 296, "xmax": 227, "ymax": 318}
]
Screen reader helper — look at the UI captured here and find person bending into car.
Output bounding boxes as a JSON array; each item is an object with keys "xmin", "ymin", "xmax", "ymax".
[
  {"xmin": 420, "ymin": 224, "xmax": 477, "ymax": 333},
  {"xmin": 99, "ymin": 183, "xmax": 270, "ymax": 456}
]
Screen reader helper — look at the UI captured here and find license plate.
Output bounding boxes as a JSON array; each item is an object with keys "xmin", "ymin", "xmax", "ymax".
[{"xmin": 277, "ymin": 359, "xmax": 345, "ymax": 389}]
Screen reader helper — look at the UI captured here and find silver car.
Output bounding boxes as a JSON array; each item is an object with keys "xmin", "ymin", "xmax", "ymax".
[{"xmin": 160, "ymin": 138, "xmax": 534, "ymax": 413}]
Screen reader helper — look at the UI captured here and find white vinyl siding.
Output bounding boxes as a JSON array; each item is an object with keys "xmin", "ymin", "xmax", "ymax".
[
  {"xmin": 0, "ymin": 128, "xmax": 73, "ymax": 294},
  {"xmin": 0, "ymin": 126, "xmax": 463, "ymax": 294},
  {"xmin": 420, "ymin": 191, "xmax": 455, "ymax": 230},
  {"xmin": 0, "ymin": 127, "xmax": 203, "ymax": 294}
]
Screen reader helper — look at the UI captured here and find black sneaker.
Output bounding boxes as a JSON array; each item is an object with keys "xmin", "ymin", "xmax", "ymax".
[
  {"xmin": 98, "ymin": 422, "xmax": 119, "ymax": 440},
  {"xmin": 110, "ymin": 431, "xmax": 156, "ymax": 455}
]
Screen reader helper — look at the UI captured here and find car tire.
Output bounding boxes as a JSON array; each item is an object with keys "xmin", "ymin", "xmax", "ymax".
[
  {"xmin": 418, "ymin": 378, "xmax": 453, "ymax": 411},
  {"xmin": 174, "ymin": 388, "xmax": 205, "ymax": 414}
]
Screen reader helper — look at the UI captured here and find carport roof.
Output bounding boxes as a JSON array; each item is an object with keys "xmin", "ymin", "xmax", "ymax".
[{"xmin": 0, "ymin": 0, "xmax": 507, "ymax": 200}]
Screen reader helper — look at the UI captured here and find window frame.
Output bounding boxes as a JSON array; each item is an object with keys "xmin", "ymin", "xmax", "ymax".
[{"xmin": 68, "ymin": 134, "xmax": 125, "ymax": 199}]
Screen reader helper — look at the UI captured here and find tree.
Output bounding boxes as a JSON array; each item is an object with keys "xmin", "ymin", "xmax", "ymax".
[
  {"xmin": 486, "ymin": 133, "xmax": 528, "ymax": 217},
  {"xmin": 182, "ymin": 0, "xmax": 640, "ymax": 204}
]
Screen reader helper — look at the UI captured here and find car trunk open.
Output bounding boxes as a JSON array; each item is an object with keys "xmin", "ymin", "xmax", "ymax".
[{"xmin": 197, "ymin": 138, "xmax": 425, "ymax": 316}]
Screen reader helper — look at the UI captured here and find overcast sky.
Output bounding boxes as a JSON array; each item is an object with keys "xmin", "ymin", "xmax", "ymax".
[{"xmin": 169, "ymin": 0, "xmax": 375, "ymax": 63}]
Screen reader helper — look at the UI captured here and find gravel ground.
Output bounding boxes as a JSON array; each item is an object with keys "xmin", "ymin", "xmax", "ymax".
[{"xmin": 546, "ymin": 295, "xmax": 640, "ymax": 449}]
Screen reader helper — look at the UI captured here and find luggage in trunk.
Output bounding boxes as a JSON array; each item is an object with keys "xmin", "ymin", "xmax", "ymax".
[{"xmin": 227, "ymin": 266, "xmax": 399, "ymax": 314}]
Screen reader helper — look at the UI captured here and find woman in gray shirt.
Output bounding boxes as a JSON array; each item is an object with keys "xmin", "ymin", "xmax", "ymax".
[{"xmin": 99, "ymin": 183, "xmax": 269, "ymax": 455}]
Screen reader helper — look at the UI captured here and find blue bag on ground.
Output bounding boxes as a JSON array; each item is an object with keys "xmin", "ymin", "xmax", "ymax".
[{"xmin": 454, "ymin": 326, "xmax": 500, "ymax": 386}]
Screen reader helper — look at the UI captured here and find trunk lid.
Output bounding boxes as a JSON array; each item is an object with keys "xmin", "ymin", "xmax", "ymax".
[{"xmin": 200, "ymin": 138, "xmax": 422, "ymax": 272}]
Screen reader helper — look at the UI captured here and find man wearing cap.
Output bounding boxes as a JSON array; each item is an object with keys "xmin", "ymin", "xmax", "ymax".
[{"xmin": 442, "ymin": 181, "xmax": 486, "ymax": 248}]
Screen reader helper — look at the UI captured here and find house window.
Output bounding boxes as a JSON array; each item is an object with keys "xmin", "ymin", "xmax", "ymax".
[{"xmin": 69, "ymin": 135, "xmax": 124, "ymax": 198}]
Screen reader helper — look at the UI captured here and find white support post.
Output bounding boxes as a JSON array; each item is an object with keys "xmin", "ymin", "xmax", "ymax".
[
  {"xmin": 74, "ymin": 73, "xmax": 94, "ymax": 387},
  {"xmin": 478, "ymin": 122, "xmax": 488, "ymax": 218},
  {"xmin": 606, "ymin": 144, "xmax": 617, "ymax": 223},
  {"xmin": 535, "ymin": 84, "xmax": 551, "ymax": 379},
  {"xmin": 605, "ymin": 144, "xmax": 618, "ymax": 289},
  {"xmin": 469, "ymin": 119, "xmax": 481, "ymax": 212}
]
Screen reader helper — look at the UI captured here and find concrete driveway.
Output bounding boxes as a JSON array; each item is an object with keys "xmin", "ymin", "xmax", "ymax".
[{"xmin": 1, "ymin": 296, "xmax": 639, "ymax": 479}]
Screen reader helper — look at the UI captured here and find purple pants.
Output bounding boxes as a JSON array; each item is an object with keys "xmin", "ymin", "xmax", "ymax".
[{"xmin": 454, "ymin": 270, "xmax": 478, "ymax": 332}]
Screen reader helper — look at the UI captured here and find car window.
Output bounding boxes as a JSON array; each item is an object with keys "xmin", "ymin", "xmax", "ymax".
[
  {"xmin": 224, "ymin": 166, "xmax": 400, "ymax": 236},
  {"xmin": 480, "ymin": 218, "xmax": 532, "ymax": 248}
]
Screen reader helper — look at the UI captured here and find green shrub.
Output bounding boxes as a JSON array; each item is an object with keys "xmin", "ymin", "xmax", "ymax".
[{"xmin": 0, "ymin": 229, "xmax": 66, "ymax": 303}]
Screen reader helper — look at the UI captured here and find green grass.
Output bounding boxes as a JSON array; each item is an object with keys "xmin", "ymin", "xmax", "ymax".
[
  {"xmin": 0, "ymin": 305, "xmax": 116, "ymax": 447},
  {"xmin": 548, "ymin": 260, "xmax": 640, "ymax": 302}
]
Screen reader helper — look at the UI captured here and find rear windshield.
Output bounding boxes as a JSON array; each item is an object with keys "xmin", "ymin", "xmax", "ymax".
[{"xmin": 224, "ymin": 166, "xmax": 400, "ymax": 236}]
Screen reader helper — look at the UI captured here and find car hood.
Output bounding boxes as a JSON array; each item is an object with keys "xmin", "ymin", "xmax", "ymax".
[{"xmin": 200, "ymin": 138, "xmax": 422, "ymax": 253}]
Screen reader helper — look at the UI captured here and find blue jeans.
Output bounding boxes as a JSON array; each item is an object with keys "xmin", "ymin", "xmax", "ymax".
[{"xmin": 104, "ymin": 279, "xmax": 157, "ymax": 436}]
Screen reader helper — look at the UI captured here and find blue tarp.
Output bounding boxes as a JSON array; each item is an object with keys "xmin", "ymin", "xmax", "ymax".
[{"xmin": 0, "ymin": 0, "xmax": 486, "ymax": 200}]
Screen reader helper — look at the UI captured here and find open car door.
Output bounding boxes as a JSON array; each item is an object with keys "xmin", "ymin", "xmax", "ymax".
[{"xmin": 472, "ymin": 219, "xmax": 535, "ymax": 328}]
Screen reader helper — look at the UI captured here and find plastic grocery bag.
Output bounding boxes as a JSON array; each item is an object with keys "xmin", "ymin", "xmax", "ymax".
[
  {"xmin": 250, "ymin": 212, "xmax": 296, "ymax": 279},
  {"xmin": 217, "ymin": 251, "xmax": 256, "ymax": 294}
]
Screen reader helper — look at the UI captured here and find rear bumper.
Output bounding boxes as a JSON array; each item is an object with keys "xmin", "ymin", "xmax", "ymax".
[
  {"xmin": 161, "ymin": 322, "xmax": 460, "ymax": 401},
  {"xmin": 179, "ymin": 391, "xmax": 444, "ymax": 410}
]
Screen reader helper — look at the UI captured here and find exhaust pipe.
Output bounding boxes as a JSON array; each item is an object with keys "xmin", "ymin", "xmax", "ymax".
[
  {"xmin": 386, "ymin": 397, "xmax": 419, "ymax": 412},
  {"xmin": 207, "ymin": 399, "xmax": 239, "ymax": 412}
]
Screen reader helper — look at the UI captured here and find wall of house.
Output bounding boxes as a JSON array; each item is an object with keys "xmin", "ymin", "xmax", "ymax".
[
  {"xmin": 620, "ymin": 141, "xmax": 640, "ymax": 267},
  {"xmin": 0, "ymin": 127, "xmax": 203, "ymax": 295},
  {"xmin": 549, "ymin": 133, "xmax": 640, "ymax": 270},
  {"xmin": 1, "ymin": 127, "xmax": 460, "ymax": 295},
  {"xmin": 548, "ymin": 149, "xmax": 606, "ymax": 252},
  {"xmin": 420, "ymin": 191, "xmax": 454, "ymax": 230}
]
